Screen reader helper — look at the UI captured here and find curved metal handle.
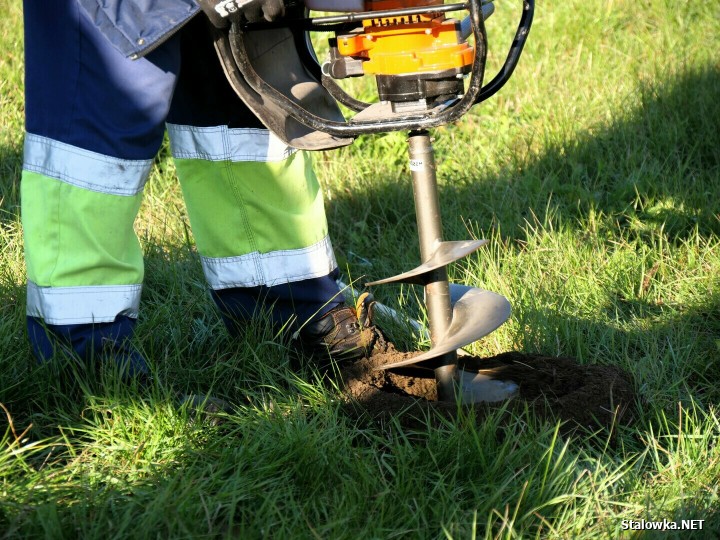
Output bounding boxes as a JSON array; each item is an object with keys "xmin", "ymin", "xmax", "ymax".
[{"xmin": 476, "ymin": 0, "xmax": 535, "ymax": 104}]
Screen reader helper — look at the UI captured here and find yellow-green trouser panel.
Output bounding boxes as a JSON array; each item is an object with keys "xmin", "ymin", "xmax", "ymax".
[
  {"xmin": 22, "ymin": 134, "xmax": 147, "ymax": 325},
  {"xmin": 167, "ymin": 123, "xmax": 337, "ymax": 290},
  {"xmin": 22, "ymin": 129, "xmax": 337, "ymax": 325}
]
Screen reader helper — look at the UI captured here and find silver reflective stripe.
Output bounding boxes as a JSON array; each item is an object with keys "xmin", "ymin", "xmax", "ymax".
[
  {"xmin": 201, "ymin": 236, "xmax": 337, "ymax": 289},
  {"xmin": 23, "ymin": 133, "xmax": 152, "ymax": 196},
  {"xmin": 27, "ymin": 281, "xmax": 142, "ymax": 325},
  {"xmin": 166, "ymin": 123, "xmax": 296, "ymax": 162}
]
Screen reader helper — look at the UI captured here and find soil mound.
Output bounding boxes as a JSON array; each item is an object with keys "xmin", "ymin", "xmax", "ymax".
[{"xmin": 340, "ymin": 341, "xmax": 636, "ymax": 433}]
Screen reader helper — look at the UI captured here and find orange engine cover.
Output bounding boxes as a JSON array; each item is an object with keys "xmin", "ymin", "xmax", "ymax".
[{"xmin": 335, "ymin": 1, "xmax": 474, "ymax": 77}]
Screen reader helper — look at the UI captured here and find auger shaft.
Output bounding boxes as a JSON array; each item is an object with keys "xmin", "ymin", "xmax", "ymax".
[{"xmin": 408, "ymin": 130, "xmax": 457, "ymax": 400}]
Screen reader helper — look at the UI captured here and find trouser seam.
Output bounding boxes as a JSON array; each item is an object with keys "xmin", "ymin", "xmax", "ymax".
[{"xmin": 221, "ymin": 128, "xmax": 265, "ymax": 284}]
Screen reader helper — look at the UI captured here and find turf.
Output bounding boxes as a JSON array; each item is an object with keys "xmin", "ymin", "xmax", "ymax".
[{"xmin": 1, "ymin": 0, "xmax": 719, "ymax": 538}]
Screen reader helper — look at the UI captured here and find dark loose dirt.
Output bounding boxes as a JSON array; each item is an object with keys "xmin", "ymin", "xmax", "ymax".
[{"xmin": 339, "ymin": 338, "xmax": 636, "ymax": 433}]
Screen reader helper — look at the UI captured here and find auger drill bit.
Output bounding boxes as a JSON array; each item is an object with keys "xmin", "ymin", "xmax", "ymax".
[{"xmin": 365, "ymin": 130, "xmax": 512, "ymax": 401}]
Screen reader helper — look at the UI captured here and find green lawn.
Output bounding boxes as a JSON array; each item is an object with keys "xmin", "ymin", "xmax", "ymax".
[{"xmin": 2, "ymin": 1, "xmax": 719, "ymax": 538}]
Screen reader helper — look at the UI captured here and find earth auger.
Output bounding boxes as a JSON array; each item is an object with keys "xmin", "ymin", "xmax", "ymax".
[{"xmin": 209, "ymin": 0, "xmax": 535, "ymax": 402}]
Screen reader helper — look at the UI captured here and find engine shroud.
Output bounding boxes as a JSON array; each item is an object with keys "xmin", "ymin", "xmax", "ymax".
[{"xmin": 326, "ymin": 0, "xmax": 474, "ymax": 107}]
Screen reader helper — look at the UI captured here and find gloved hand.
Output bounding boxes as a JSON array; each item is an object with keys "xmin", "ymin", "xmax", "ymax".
[{"xmin": 198, "ymin": 0, "xmax": 286, "ymax": 26}]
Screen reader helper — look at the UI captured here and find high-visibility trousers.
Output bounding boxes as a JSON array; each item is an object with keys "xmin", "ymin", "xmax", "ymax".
[{"xmin": 22, "ymin": 1, "xmax": 343, "ymax": 362}]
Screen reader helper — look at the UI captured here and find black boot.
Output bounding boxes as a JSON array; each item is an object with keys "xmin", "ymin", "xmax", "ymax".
[{"xmin": 295, "ymin": 293, "xmax": 381, "ymax": 365}]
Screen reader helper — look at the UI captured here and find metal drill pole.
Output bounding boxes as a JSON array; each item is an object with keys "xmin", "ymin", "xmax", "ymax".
[{"xmin": 408, "ymin": 130, "xmax": 457, "ymax": 401}]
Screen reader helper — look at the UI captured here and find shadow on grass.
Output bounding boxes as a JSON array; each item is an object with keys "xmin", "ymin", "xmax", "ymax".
[{"xmin": 494, "ymin": 65, "xmax": 720, "ymax": 241}]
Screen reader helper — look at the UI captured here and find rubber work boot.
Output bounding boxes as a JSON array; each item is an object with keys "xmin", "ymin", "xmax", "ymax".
[{"xmin": 296, "ymin": 292, "xmax": 380, "ymax": 365}]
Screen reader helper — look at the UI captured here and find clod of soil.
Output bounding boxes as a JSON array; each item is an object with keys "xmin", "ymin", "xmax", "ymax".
[{"xmin": 340, "ymin": 339, "xmax": 636, "ymax": 433}]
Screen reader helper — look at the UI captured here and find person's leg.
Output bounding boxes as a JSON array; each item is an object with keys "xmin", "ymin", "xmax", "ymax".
[
  {"xmin": 22, "ymin": 0, "xmax": 181, "ymax": 375},
  {"xmin": 167, "ymin": 20, "xmax": 374, "ymax": 360},
  {"xmin": 167, "ymin": 128, "xmax": 343, "ymax": 331}
]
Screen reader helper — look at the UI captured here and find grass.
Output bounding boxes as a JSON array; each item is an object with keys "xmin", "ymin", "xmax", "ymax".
[{"xmin": 2, "ymin": 0, "xmax": 720, "ymax": 538}]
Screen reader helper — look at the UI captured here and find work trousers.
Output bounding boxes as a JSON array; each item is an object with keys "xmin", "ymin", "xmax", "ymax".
[{"xmin": 22, "ymin": 1, "xmax": 343, "ymax": 366}]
